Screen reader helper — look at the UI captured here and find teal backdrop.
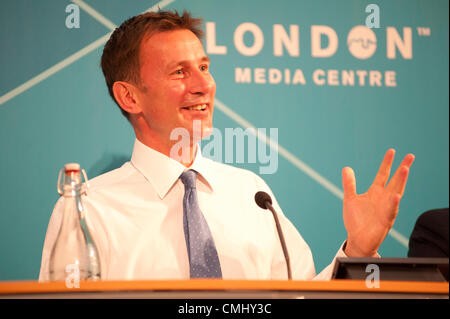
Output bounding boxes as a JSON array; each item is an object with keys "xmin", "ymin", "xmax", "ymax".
[{"xmin": 0, "ymin": 0, "xmax": 448, "ymax": 280}]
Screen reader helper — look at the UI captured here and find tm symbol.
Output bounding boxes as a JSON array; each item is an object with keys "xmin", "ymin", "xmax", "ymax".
[{"xmin": 417, "ymin": 27, "xmax": 431, "ymax": 36}]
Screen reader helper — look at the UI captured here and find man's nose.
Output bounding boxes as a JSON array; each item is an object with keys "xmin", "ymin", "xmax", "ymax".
[{"xmin": 188, "ymin": 70, "xmax": 215, "ymax": 95}]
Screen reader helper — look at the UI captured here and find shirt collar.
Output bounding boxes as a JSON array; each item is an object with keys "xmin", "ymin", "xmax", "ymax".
[{"xmin": 130, "ymin": 139, "xmax": 215, "ymax": 199}]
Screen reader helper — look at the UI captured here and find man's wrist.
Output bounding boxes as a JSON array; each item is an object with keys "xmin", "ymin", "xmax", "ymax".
[{"xmin": 343, "ymin": 240, "xmax": 379, "ymax": 258}]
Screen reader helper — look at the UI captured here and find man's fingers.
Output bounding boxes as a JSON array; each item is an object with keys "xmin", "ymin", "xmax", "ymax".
[
  {"xmin": 342, "ymin": 167, "xmax": 357, "ymax": 198},
  {"xmin": 401, "ymin": 153, "xmax": 415, "ymax": 169},
  {"xmin": 387, "ymin": 154, "xmax": 415, "ymax": 196},
  {"xmin": 386, "ymin": 193, "xmax": 402, "ymax": 221},
  {"xmin": 372, "ymin": 149, "xmax": 395, "ymax": 187}
]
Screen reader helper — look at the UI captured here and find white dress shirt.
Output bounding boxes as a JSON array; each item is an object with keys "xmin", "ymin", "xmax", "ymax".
[{"xmin": 39, "ymin": 139, "xmax": 347, "ymax": 281}]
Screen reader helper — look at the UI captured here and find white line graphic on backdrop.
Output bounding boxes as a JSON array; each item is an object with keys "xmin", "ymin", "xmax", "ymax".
[
  {"xmin": 0, "ymin": 0, "xmax": 409, "ymax": 248},
  {"xmin": 0, "ymin": 33, "xmax": 112, "ymax": 105},
  {"xmin": 0, "ymin": 0, "xmax": 175, "ymax": 106}
]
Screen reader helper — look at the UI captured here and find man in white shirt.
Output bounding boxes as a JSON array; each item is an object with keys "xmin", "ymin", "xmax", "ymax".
[{"xmin": 39, "ymin": 10, "xmax": 415, "ymax": 281}]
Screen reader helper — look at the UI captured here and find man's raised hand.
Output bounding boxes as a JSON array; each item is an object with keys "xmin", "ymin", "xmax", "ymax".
[{"xmin": 342, "ymin": 149, "xmax": 415, "ymax": 257}]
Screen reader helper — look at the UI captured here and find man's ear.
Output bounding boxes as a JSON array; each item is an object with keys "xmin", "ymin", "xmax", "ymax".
[{"xmin": 112, "ymin": 81, "xmax": 142, "ymax": 115}]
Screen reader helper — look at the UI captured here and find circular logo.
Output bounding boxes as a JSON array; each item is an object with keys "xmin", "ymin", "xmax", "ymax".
[{"xmin": 347, "ymin": 26, "xmax": 377, "ymax": 59}]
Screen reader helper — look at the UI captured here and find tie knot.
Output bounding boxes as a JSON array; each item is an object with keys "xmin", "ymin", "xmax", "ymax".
[{"xmin": 180, "ymin": 170, "xmax": 197, "ymax": 189}]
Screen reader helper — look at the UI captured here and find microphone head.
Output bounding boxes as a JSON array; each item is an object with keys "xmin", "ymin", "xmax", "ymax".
[{"xmin": 255, "ymin": 191, "xmax": 272, "ymax": 209}]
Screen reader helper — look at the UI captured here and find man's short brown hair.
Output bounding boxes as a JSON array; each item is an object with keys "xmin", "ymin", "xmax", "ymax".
[{"xmin": 100, "ymin": 10, "xmax": 204, "ymax": 120}]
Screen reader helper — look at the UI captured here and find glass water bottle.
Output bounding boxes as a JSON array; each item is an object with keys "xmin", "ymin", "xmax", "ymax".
[{"xmin": 48, "ymin": 163, "xmax": 101, "ymax": 282}]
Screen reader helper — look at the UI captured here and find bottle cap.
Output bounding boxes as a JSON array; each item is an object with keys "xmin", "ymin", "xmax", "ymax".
[{"xmin": 64, "ymin": 163, "xmax": 80, "ymax": 171}]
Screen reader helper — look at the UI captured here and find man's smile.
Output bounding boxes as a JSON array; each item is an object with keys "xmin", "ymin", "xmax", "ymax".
[{"xmin": 181, "ymin": 103, "xmax": 209, "ymax": 112}]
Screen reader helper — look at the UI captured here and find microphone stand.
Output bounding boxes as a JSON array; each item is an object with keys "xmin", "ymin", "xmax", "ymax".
[{"xmin": 265, "ymin": 201, "xmax": 292, "ymax": 280}]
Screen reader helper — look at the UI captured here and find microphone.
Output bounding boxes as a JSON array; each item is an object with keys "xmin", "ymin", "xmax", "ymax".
[{"xmin": 255, "ymin": 191, "xmax": 292, "ymax": 280}]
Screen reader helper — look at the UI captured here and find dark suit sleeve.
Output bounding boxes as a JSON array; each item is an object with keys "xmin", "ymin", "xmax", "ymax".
[{"xmin": 408, "ymin": 208, "xmax": 449, "ymax": 258}]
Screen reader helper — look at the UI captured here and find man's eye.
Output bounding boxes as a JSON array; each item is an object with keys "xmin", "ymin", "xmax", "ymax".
[
  {"xmin": 200, "ymin": 64, "xmax": 209, "ymax": 71},
  {"xmin": 174, "ymin": 69, "xmax": 184, "ymax": 75}
]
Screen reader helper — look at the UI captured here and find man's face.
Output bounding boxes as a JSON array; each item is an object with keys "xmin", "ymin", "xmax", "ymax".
[{"xmin": 135, "ymin": 29, "xmax": 216, "ymax": 147}]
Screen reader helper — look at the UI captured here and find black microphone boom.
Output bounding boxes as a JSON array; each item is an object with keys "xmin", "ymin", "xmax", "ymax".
[{"xmin": 254, "ymin": 191, "xmax": 292, "ymax": 280}]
